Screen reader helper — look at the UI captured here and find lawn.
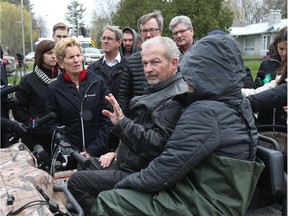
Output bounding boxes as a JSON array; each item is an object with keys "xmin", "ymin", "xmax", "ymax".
[
  {"xmin": 243, "ymin": 56, "xmax": 262, "ymax": 79},
  {"xmin": 244, "ymin": 60, "xmax": 261, "ymax": 79}
]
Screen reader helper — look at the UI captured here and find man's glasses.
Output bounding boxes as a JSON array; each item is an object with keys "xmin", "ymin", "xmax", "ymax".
[
  {"xmin": 172, "ymin": 27, "xmax": 191, "ymax": 36},
  {"xmin": 140, "ymin": 28, "xmax": 160, "ymax": 35},
  {"xmin": 100, "ymin": 36, "xmax": 116, "ymax": 42}
]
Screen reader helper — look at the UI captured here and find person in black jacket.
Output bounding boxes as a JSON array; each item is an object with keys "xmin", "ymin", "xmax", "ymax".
[
  {"xmin": 87, "ymin": 25, "xmax": 126, "ymax": 151},
  {"xmin": 248, "ymin": 62, "xmax": 287, "ymax": 127},
  {"xmin": 255, "ymin": 26, "xmax": 287, "ymax": 87},
  {"xmin": 12, "ymin": 40, "xmax": 60, "ymax": 154},
  {"xmin": 67, "ymin": 36, "xmax": 188, "ymax": 216},
  {"xmin": 118, "ymin": 10, "xmax": 163, "ymax": 116},
  {"xmin": 47, "ymin": 38, "xmax": 112, "ymax": 161},
  {"xmin": 92, "ymin": 34, "xmax": 262, "ymax": 216},
  {"xmin": 248, "ymin": 83, "xmax": 287, "ymax": 113}
]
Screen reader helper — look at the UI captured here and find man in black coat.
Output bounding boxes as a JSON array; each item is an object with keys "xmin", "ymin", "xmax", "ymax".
[
  {"xmin": 92, "ymin": 34, "xmax": 263, "ymax": 216},
  {"xmin": 248, "ymin": 82, "xmax": 287, "ymax": 127},
  {"xmin": 118, "ymin": 10, "xmax": 163, "ymax": 116},
  {"xmin": 87, "ymin": 25, "xmax": 126, "ymax": 151},
  {"xmin": 67, "ymin": 36, "xmax": 188, "ymax": 216}
]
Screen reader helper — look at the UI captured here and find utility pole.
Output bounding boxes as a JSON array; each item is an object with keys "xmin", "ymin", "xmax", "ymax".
[
  {"xmin": 28, "ymin": 0, "xmax": 33, "ymax": 52},
  {"xmin": 21, "ymin": 0, "xmax": 26, "ymax": 56}
]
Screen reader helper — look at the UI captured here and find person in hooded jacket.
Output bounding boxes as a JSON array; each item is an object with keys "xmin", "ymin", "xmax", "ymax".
[
  {"xmin": 12, "ymin": 40, "xmax": 60, "ymax": 155},
  {"xmin": 92, "ymin": 34, "xmax": 264, "ymax": 216},
  {"xmin": 120, "ymin": 27, "xmax": 139, "ymax": 57}
]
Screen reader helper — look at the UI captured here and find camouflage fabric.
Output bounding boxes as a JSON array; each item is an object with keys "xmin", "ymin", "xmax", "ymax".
[{"xmin": 0, "ymin": 143, "xmax": 68, "ymax": 216}]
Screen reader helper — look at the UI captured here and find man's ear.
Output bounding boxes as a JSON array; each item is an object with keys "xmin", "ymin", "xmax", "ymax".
[{"xmin": 171, "ymin": 57, "xmax": 179, "ymax": 72}]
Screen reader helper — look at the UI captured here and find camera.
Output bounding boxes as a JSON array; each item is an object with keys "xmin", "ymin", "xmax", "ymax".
[{"xmin": 16, "ymin": 53, "xmax": 25, "ymax": 68}]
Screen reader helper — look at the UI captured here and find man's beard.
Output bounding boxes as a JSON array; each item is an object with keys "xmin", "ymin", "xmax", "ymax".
[{"xmin": 125, "ymin": 46, "xmax": 132, "ymax": 52}]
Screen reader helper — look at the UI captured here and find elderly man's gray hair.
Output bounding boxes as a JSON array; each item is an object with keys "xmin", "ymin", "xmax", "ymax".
[
  {"xmin": 169, "ymin": 15, "xmax": 193, "ymax": 31},
  {"xmin": 142, "ymin": 36, "xmax": 180, "ymax": 61}
]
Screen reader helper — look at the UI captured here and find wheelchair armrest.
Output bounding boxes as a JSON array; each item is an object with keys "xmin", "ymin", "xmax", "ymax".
[
  {"xmin": 258, "ymin": 134, "xmax": 281, "ymax": 151},
  {"xmin": 256, "ymin": 145, "xmax": 286, "ymax": 196}
]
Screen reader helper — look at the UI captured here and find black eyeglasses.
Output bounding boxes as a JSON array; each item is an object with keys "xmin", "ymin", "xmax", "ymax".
[
  {"xmin": 172, "ymin": 27, "xmax": 191, "ymax": 36},
  {"xmin": 140, "ymin": 28, "xmax": 160, "ymax": 35},
  {"xmin": 100, "ymin": 36, "xmax": 116, "ymax": 42}
]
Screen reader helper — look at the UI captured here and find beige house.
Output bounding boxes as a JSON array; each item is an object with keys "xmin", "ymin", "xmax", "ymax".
[{"xmin": 229, "ymin": 10, "xmax": 287, "ymax": 56}]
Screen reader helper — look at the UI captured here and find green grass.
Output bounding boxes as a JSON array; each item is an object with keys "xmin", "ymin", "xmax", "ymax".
[
  {"xmin": 242, "ymin": 55, "xmax": 262, "ymax": 59},
  {"xmin": 242, "ymin": 56, "xmax": 263, "ymax": 79},
  {"xmin": 8, "ymin": 63, "xmax": 33, "ymax": 85},
  {"xmin": 244, "ymin": 61, "xmax": 261, "ymax": 79}
]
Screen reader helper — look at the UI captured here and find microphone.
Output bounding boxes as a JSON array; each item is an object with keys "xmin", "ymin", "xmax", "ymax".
[
  {"xmin": 0, "ymin": 85, "xmax": 21, "ymax": 96},
  {"xmin": 35, "ymin": 112, "xmax": 57, "ymax": 127}
]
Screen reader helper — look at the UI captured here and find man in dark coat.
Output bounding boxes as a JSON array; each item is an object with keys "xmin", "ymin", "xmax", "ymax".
[
  {"xmin": 87, "ymin": 25, "xmax": 126, "ymax": 151},
  {"xmin": 92, "ymin": 34, "xmax": 264, "ymax": 216},
  {"xmin": 118, "ymin": 10, "xmax": 163, "ymax": 116},
  {"xmin": 248, "ymin": 82, "xmax": 287, "ymax": 113},
  {"xmin": 67, "ymin": 36, "xmax": 188, "ymax": 216}
]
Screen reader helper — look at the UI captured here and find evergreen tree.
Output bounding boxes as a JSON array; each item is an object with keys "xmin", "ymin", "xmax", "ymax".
[
  {"xmin": 65, "ymin": 0, "xmax": 86, "ymax": 36},
  {"xmin": 112, "ymin": 0, "xmax": 234, "ymax": 39}
]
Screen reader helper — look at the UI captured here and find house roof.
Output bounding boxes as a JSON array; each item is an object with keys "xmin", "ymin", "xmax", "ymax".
[{"xmin": 229, "ymin": 19, "xmax": 288, "ymax": 36}]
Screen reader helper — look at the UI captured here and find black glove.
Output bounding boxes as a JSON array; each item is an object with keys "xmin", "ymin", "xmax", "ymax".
[{"xmin": 10, "ymin": 120, "xmax": 27, "ymax": 138}]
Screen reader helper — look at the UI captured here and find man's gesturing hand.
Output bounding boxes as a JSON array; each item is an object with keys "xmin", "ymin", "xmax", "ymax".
[{"xmin": 102, "ymin": 93, "xmax": 125, "ymax": 125}]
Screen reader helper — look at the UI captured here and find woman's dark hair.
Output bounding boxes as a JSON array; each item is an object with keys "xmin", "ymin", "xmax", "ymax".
[
  {"xmin": 34, "ymin": 40, "xmax": 56, "ymax": 69},
  {"xmin": 273, "ymin": 27, "xmax": 287, "ymax": 54},
  {"xmin": 277, "ymin": 61, "xmax": 287, "ymax": 85}
]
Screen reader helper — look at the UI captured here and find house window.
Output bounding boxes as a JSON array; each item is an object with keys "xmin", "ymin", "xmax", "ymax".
[
  {"xmin": 244, "ymin": 37, "xmax": 255, "ymax": 51},
  {"xmin": 262, "ymin": 35, "xmax": 271, "ymax": 50}
]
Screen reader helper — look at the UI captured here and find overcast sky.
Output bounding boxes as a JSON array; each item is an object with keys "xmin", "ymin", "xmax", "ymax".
[{"xmin": 30, "ymin": 0, "xmax": 97, "ymax": 37}]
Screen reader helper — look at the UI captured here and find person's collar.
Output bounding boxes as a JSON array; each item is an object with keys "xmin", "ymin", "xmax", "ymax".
[
  {"xmin": 102, "ymin": 52, "xmax": 121, "ymax": 67},
  {"xmin": 63, "ymin": 69, "xmax": 87, "ymax": 83}
]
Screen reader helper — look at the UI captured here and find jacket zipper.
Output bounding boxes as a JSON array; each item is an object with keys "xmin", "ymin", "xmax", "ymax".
[{"xmin": 79, "ymin": 80, "xmax": 98, "ymax": 152}]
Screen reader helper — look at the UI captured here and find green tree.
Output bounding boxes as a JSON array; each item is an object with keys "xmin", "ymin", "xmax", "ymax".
[
  {"xmin": 65, "ymin": 0, "xmax": 86, "ymax": 36},
  {"xmin": 111, "ymin": 0, "xmax": 234, "ymax": 39},
  {"xmin": 1, "ymin": 2, "xmax": 36, "ymax": 55}
]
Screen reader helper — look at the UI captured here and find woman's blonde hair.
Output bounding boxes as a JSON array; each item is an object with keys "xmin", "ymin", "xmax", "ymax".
[{"xmin": 54, "ymin": 38, "xmax": 82, "ymax": 61}]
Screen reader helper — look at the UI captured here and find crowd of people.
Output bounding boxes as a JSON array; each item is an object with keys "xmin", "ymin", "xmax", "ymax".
[{"xmin": 0, "ymin": 10, "xmax": 287, "ymax": 216}]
